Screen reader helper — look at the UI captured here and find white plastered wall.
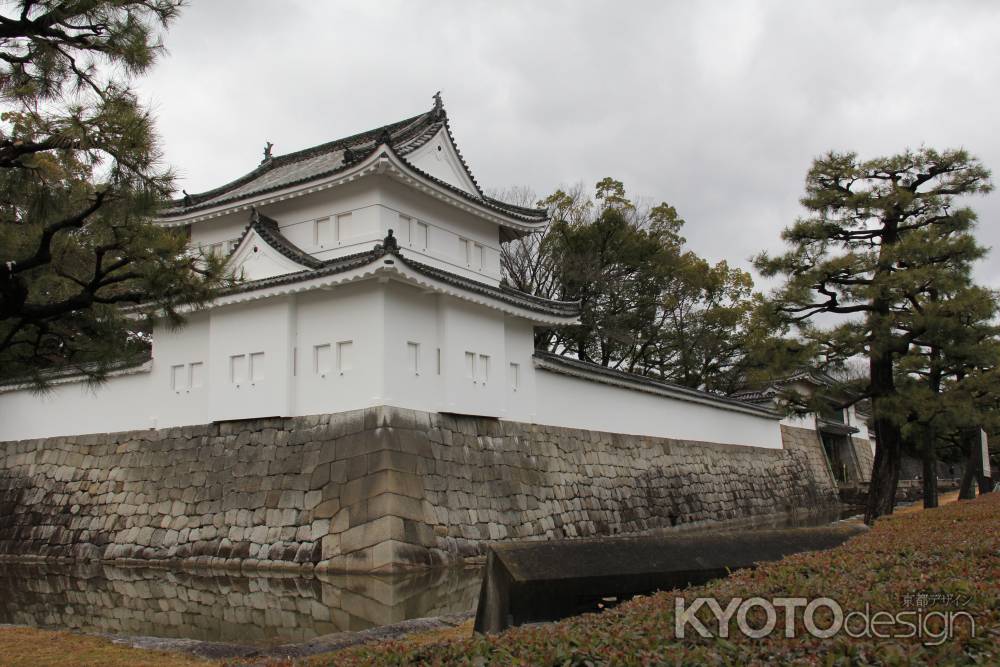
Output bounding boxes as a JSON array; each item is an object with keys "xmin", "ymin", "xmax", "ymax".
[
  {"xmin": 187, "ymin": 178, "xmax": 505, "ymax": 288},
  {"xmin": 404, "ymin": 127, "xmax": 480, "ymax": 196},
  {"xmin": 436, "ymin": 295, "xmax": 507, "ymax": 417},
  {"xmin": 292, "ymin": 282, "xmax": 385, "ymax": 416},
  {"xmin": 534, "ymin": 369, "xmax": 783, "ymax": 449},
  {"xmin": 381, "ymin": 281, "xmax": 441, "ymax": 413},
  {"xmin": 208, "ymin": 297, "xmax": 293, "ymax": 421}
]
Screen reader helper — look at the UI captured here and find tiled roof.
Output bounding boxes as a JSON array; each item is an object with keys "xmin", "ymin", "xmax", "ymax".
[
  {"xmin": 533, "ymin": 351, "xmax": 780, "ymax": 417},
  {"xmin": 394, "ymin": 255, "xmax": 580, "ymax": 318},
  {"xmin": 231, "ymin": 209, "xmax": 323, "ymax": 269},
  {"xmin": 160, "ymin": 95, "xmax": 547, "ymax": 225},
  {"xmin": 731, "ymin": 370, "xmax": 845, "ymax": 404},
  {"xmin": 214, "ymin": 232, "xmax": 580, "ymax": 319}
]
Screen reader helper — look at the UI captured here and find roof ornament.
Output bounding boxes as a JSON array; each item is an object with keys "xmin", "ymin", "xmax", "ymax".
[
  {"xmin": 343, "ymin": 145, "xmax": 355, "ymax": 163},
  {"xmin": 432, "ymin": 90, "xmax": 444, "ymax": 118},
  {"xmin": 182, "ymin": 189, "xmax": 192, "ymax": 206},
  {"xmin": 375, "ymin": 229, "xmax": 399, "ymax": 254},
  {"xmin": 250, "ymin": 205, "xmax": 261, "ymax": 224},
  {"xmin": 377, "ymin": 126, "xmax": 393, "ymax": 146},
  {"xmin": 262, "ymin": 141, "xmax": 274, "ymax": 163}
]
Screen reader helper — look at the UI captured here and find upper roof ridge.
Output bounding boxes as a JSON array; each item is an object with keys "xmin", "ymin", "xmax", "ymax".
[{"xmin": 160, "ymin": 94, "xmax": 546, "ymax": 228}]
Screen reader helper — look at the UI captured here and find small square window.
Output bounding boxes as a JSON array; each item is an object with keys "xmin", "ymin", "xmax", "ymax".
[
  {"xmin": 314, "ymin": 344, "xmax": 331, "ymax": 376},
  {"xmin": 249, "ymin": 352, "xmax": 265, "ymax": 382},
  {"xmin": 171, "ymin": 364, "xmax": 186, "ymax": 392},
  {"xmin": 315, "ymin": 217, "xmax": 332, "ymax": 247},
  {"xmin": 337, "ymin": 340, "xmax": 353, "ymax": 374},
  {"xmin": 188, "ymin": 362, "xmax": 204, "ymax": 389},
  {"xmin": 230, "ymin": 354, "xmax": 247, "ymax": 384},
  {"xmin": 336, "ymin": 213, "xmax": 351, "ymax": 241}
]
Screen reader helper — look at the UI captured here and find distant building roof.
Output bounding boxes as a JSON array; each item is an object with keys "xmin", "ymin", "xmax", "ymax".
[
  {"xmin": 159, "ymin": 95, "xmax": 547, "ymax": 233},
  {"xmin": 731, "ymin": 370, "xmax": 843, "ymax": 405}
]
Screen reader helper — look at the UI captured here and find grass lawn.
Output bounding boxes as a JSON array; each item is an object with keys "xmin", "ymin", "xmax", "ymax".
[{"xmin": 0, "ymin": 493, "xmax": 995, "ymax": 666}]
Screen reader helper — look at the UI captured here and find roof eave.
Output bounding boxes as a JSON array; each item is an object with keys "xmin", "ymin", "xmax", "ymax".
[
  {"xmin": 533, "ymin": 353, "xmax": 782, "ymax": 419},
  {"xmin": 156, "ymin": 147, "xmax": 548, "ymax": 234},
  {"xmin": 165, "ymin": 250, "xmax": 578, "ymax": 325}
]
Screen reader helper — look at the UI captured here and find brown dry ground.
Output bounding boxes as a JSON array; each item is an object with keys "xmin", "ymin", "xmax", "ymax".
[{"xmin": 0, "ymin": 626, "xmax": 209, "ymax": 667}]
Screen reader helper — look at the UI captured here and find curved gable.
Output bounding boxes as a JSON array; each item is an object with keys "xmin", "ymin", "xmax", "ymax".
[{"xmin": 404, "ymin": 127, "xmax": 480, "ymax": 196}]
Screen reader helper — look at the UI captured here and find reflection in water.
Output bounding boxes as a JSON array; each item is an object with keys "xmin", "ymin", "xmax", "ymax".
[{"xmin": 0, "ymin": 562, "xmax": 483, "ymax": 646}]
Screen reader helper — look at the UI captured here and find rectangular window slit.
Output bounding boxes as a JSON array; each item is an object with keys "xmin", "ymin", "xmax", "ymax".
[
  {"xmin": 407, "ymin": 341, "xmax": 420, "ymax": 375},
  {"xmin": 337, "ymin": 340, "xmax": 353, "ymax": 374},
  {"xmin": 465, "ymin": 351, "xmax": 476, "ymax": 381},
  {"xmin": 479, "ymin": 354, "xmax": 490, "ymax": 383}
]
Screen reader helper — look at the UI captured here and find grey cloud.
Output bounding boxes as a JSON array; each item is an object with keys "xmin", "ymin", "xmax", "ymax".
[{"xmin": 137, "ymin": 0, "xmax": 1000, "ymax": 288}]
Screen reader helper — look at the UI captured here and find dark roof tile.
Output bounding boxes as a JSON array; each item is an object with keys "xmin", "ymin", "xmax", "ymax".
[
  {"xmin": 214, "ymin": 233, "xmax": 579, "ymax": 319},
  {"xmin": 228, "ymin": 209, "xmax": 324, "ymax": 270},
  {"xmin": 161, "ymin": 97, "xmax": 546, "ymax": 226}
]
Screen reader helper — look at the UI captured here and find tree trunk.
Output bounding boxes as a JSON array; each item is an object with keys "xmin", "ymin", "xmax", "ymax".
[
  {"xmin": 922, "ymin": 434, "xmax": 938, "ymax": 509},
  {"xmin": 958, "ymin": 434, "xmax": 978, "ymax": 500},
  {"xmin": 977, "ymin": 430, "xmax": 993, "ymax": 494},
  {"xmin": 864, "ymin": 348, "xmax": 901, "ymax": 525},
  {"xmin": 865, "ymin": 414, "xmax": 902, "ymax": 523}
]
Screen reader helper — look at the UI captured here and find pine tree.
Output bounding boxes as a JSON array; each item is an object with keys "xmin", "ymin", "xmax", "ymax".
[
  {"xmin": 897, "ymin": 283, "xmax": 1000, "ymax": 507},
  {"xmin": 755, "ymin": 148, "xmax": 992, "ymax": 524},
  {"xmin": 0, "ymin": 1, "xmax": 226, "ymax": 384}
]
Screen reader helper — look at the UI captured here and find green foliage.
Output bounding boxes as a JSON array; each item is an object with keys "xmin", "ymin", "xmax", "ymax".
[
  {"xmin": 0, "ymin": 1, "xmax": 227, "ymax": 384},
  {"xmin": 755, "ymin": 148, "xmax": 994, "ymax": 521},
  {"xmin": 503, "ymin": 180, "xmax": 766, "ymax": 394}
]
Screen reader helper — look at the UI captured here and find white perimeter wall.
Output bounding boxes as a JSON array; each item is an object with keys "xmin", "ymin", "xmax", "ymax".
[
  {"xmin": 0, "ymin": 280, "xmax": 782, "ymax": 449},
  {"xmin": 534, "ymin": 369, "xmax": 783, "ymax": 449}
]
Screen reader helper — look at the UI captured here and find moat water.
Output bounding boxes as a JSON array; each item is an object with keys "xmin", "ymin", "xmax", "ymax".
[
  {"xmin": 0, "ymin": 562, "xmax": 483, "ymax": 647},
  {"xmin": 0, "ymin": 508, "xmax": 860, "ymax": 646}
]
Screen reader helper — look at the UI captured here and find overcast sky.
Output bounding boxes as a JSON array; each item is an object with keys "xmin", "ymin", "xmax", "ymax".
[{"xmin": 136, "ymin": 1, "xmax": 1000, "ymax": 289}]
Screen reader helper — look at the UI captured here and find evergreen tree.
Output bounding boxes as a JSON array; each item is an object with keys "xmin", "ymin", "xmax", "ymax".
[
  {"xmin": 501, "ymin": 179, "xmax": 764, "ymax": 393},
  {"xmin": 0, "ymin": 1, "xmax": 225, "ymax": 384},
  {"xmin": 897, "ymin": 283, "xmax": 999, "ymax": 507},
  {"xmin": 756, "ymin": 148, "xmax": 992, "ymax": 524}
]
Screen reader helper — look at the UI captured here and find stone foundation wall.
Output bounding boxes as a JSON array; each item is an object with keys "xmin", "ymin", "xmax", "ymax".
[
  {"xmin": 851, "ymin": 437, "xmax": 875, "ymax": 483},
  {"xmin": 780, "ymin": 425, "xmax": 837, "ymax": 489},
  {"xmin": 0, "ymin": 407, "xmax": 839, "ymax": 572}
]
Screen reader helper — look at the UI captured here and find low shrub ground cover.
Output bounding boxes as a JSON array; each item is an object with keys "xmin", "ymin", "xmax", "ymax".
[{"xmin": 322, "ymin": 494, "xmax": 999, "ymax": 666}]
